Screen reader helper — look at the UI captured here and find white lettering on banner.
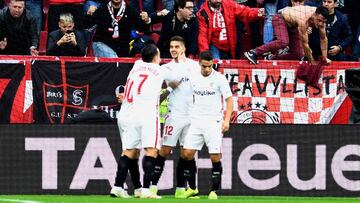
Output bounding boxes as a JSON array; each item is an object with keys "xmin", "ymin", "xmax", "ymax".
[
  {"xmin": 25, "ymin": 138, "xmax": 75, "ymax": 189},
  {"xmin": 331, "ymin": 145, "xmax": 360, "ymax": 191},
  {"xmin": 46, "ymin": 91, "xmax": 62, "ymax": 99},
  {"xmin": 24, "ymin": 137, "xmax": 360, "ymax": 192},
  {"xmin": 238, "ymin": 144, "xmax": 281, "ymax": 190},
  {"xmin": 70, "ymin": 138, "xmax": 117, "ymax": 189},
  {"xmin": 287, "ymin": 145, "xmax": 326, "ymax": 190}
]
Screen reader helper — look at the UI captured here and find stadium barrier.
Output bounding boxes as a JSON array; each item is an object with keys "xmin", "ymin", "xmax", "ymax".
[
  {"xmin": 0, "ymin": 56, "xmax": 358, "ymax": 124},
  {"xmin": 0, "ymin": 124, "xmax": 359, "ymax": 196}
]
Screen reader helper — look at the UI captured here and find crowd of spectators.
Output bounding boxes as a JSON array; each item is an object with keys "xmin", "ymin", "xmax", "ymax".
[{"xmin": 0, "ymin": 0, "xmax": 359, "ymax": 61}]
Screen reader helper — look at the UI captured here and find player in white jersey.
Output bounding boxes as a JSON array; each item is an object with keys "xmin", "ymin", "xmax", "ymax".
[
  {"xmin": 149, "ymin": 36, "xmax": 200, "ymax": 198},
  {"xmin": 110, "ymin": 44, "xmax": 179, "ymax": 199},
  {"xmin": 181, "ymin": 51, "xmax": 233, "ymax": 200}
]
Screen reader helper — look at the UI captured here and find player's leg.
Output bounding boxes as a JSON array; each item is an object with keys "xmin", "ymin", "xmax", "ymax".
[
  {"xmin": 141, "ymin": 147, "xmax": 159, "ymax": 198},
  {"xmin": 209, "ymin": 153, "xmax": 222, "ymax": 200},
  {"xmin": 128, "ymin": 149, "xmax": 142, "ymax": 197},
  {"xmin": 152, "ymin": 116, "xmax": 189, "ymax": 195},
  {"xmin": 204, "ymin": 120, "xmax": 223, "ymax": 199},
  {"xmin": 140, "ymin": 116, "xmax": 161, "ymax": 198},
  {"xmin": 178, "ymin": 123, "xmax": 203, "ymax": 198},
  {"xmin": 111, "ymin": 149, "xmax": 138, "ymax": 198},
  {"xmin": 111, "ymin": 118, "xmax": 140, "ymax": 198}
]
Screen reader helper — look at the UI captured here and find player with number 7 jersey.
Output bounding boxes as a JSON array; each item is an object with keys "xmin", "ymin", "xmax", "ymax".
[{"xmin": 112, "ymin": 44, "xmax": 179, "ymax": 199}]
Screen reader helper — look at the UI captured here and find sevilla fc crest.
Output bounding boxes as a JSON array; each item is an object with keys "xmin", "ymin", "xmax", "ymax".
[{"xmin": 43, "ymin": 82, "xmax": 89, "ymax": 123}]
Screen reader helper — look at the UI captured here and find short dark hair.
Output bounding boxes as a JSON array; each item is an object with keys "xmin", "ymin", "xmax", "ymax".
[
  {"xmin": 199, "ymin": 51, "xmax": 213, "ymax": 61},
  {"xmin": 141, "ymin": 44, "xmax": 159, "ymax": 63},
  {"xmin": 170, "ymin": 35, "xmax": 185, "ymax": 46},
  {"xmin": 315, "ymin": 6, "xmax": 329, "ymax": 20},
  {"xmin": 174, "ymin": 0, "xmax": 194, "ymax": 12}
]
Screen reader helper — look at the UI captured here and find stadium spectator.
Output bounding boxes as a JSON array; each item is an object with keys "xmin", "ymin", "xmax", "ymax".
[
  {"xmin": 89, "ymin": 0, "xmax": 151, "ymax": 57},
  {"xmin": 47, "ymin": 0, "xmax": 85, "ymax": 33},
  {"xmin": 47, "ymin": 13, "xmax": 86, "ymax": 56},
  {"xmin": 149, "ymin": 0, "xmax": 198, "ymax": 58},
  {"xmin": 245, "ymin": 6, "xmax": 331, "ymax": 64},
  {"xmin": 0, "ymin": 0, "xmax": 39, "ymax": 56},
  {"xmin": 309, "ymin": 0, "xmax": 353, "ymax": 61},
  {"xmin": 197, "ymin": 0, "xmax": 264, "ymax": 59},
  {"xmin": 25, "ymin": 0, "xmax": 42, "ymax": 33},
  {"xmin": 180, "ymin": 50, "xmax": 233, "ymax": 199},
  {"xmin": 344, "ymin": 0, "xmax": 360, "ymax": 59}
]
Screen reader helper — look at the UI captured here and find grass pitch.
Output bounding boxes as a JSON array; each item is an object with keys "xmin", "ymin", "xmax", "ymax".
[{"xmin": 0, "ymin": 195, "xmax": 359, "ymax": 203}]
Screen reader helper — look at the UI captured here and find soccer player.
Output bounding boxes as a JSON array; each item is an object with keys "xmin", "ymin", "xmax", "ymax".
[
  {"xmin": 150, "ymin": 36, "xmax": 200, "ymax": 198},
  {"xmin": 180, "ymin": 50, "xmax": 233, "ymax": 199},
  {"xmin": 110, "ymin": 44, "xmax": 179, "ymax": 198}
]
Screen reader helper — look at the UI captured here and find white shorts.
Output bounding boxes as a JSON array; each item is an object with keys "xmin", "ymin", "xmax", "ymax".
[
  {"xmin": 162, "ymin": 114, "xmax": 190, "ymax": 147},
  {"xmin": 117, "ymin": 113, "xmax": 161, "ymax": 150},
  {"xmin": 183, "ymin": 119, "xmax": 223, "ymax": 154}
]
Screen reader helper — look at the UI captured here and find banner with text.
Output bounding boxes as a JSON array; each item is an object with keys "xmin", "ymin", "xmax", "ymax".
[
  {"xmin": 222, "ymin": 67, "xmax": 347, "ymax": 124},
  {"xmin": 0, "ymin": 124, "xmax": 359, "ymax": 196},
  {"xmin": 32, "ymin": 61, "xmax": 132, "ymax": 123}
]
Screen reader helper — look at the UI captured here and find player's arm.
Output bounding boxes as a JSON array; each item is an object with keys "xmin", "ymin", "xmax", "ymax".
[
  {"xmin": 299, "ymin": 25, "xmax": 315, "ymax": 64},
  {"xmin": 159, "ymin": 80, "xmax": 181, "ymax": 103},
  {"xmin": 222, "ymin": 96, "xmax": 233, "ymax": 133}
]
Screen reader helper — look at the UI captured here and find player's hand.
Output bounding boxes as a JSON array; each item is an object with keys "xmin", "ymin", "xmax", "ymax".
[
  {"xmin": 0, "ymin": 38, "xmax": 7, "ymax": 50},
  {"xmin": 178, "ymin": 51, "xmax": 186, "ymax": 63},
  {"xmin": 328, "ymin": 46, "xmax": 340, "ymax": 56},
  {"xmin": 222, "ymin": 121, "xmax": 230, "ymax": 133},
  {"xmin": 116, "ymin": 93, "xmax": 125, "ymax": 103},
  {"xmin": 168, "ymin": 80, "xmax": 181, "ymax": 90}
]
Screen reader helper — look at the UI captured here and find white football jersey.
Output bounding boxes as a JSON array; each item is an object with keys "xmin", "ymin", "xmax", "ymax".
[
  {"xmin": 120, "ymin": 60, "xmax": 172, "ymax": 116},
  {"xmin": 163, "ymin": 58, "xmax": 200, "ymax": 116},
  {"xmin": 189, "ymin": 69, "xmax": 232, "ymax": 120}
]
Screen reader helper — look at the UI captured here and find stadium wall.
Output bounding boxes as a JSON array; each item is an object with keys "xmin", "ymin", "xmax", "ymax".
[{"xmin": 0, "ymin": 124, "xmax": 359, "ymax": 196}]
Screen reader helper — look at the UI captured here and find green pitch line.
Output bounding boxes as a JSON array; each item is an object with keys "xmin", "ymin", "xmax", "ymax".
[{"xmin": 0, "ymin": 195, "xmax": 359, "ymax": 203}]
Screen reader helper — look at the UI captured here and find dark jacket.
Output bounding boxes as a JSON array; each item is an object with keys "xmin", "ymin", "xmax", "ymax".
[
  {"xmin": 309, "ymin": 10, "xmax": 353, "ymax": 61},
  {"xmin": 0, "ymin": 7, "xmax": 39, "ymax": 55},
  {"xmin": 90, "ymin": 3, "xmax": 150, "ymax": 57},
  {"xmin": 151, "ymin": 10, "xmax": 198, "ymax": 58},
  {"xmin": 47, "ymin": 29, "xmax": 86, "ymax": 56}
]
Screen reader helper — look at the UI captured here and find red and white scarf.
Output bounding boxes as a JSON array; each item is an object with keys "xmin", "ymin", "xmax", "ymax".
[{"xmin": 107, "ymin": 0, "xmax": 126, "ymax": 39}]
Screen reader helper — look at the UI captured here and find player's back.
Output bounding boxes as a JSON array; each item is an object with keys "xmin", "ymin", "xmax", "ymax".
[{"xmin": 120, "ymin": 60, "xmax": 170, "ymax": 116}]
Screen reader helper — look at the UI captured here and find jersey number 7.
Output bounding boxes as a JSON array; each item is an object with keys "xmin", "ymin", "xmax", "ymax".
[{"xmin": 124, "ymin": 74, "xmax": 149, "ymax": 103}]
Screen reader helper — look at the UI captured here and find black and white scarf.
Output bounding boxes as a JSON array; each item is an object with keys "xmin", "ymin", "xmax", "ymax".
[{"xmin": 107, "ymin": 0, "xmax": 126, "ymax": 39}]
